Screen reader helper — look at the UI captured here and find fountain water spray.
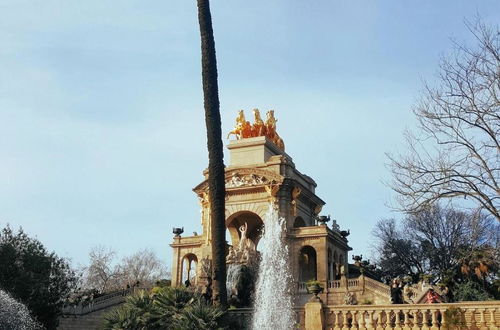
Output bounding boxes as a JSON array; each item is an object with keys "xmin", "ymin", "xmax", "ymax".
[{"xmin": 252, "ymin": 203, "xmax": 295, "ymax": 330}]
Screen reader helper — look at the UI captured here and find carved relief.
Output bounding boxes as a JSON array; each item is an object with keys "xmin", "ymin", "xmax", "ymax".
[
  {"xmin": 226, "ymin": 173, "xmax": 272, "ymax": 188},
  {"xmin": 291, "ymin": 187, "xmax": 302, "ymax": 216},
  {"xmin": 265, "ymin": 184, "xmax": 281, "ymax": 204},
  {"xmin": 193, "ymin": 168, "xmax": 283, "ymax": 194}
]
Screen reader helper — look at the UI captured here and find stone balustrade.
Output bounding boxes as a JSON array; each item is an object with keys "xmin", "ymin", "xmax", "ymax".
[
  {"xmin": 229, "ymin": 301, "xmax": 500, "ymax": 329},
  {"xmin": 328, "ymin": 280, "xmax": 341, "ymax": 289},
  {"xmin": 322, "ymin": 301, "xmax": 500, "ymax": 330},
  {"xmin": 347, "ymin": 279, "xmax": 359, "ymax": 287},
  {"xmin": 226, "ymin": 307, "xmax": 305, "ymax": 329},
  {"xmin": 298, "ymin": 278, "xmax": 362, "ymax": 293}
]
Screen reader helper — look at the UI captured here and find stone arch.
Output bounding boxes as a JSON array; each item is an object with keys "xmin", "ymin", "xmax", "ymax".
[
  {"xmin": 293, "ymin": 216, "xmax": 306, "ymax": 228},
  {"xmin": 181, "ymin": 253, "xmax": 198, "ymax": 285},
  {"xmin": 298, "ymin": 245, "xmax": 317, "ymax": 282},
  {"xmin": 225, "ymin": 202, "xmax": 268, "ymax": 220},
  {"xmin": 226, "ymin": 211, "xmax": 264, "ymax": 248}
]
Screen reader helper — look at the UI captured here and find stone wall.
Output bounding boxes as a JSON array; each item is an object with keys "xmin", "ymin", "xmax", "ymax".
[{"xmin": 58, "ymin": 307, "xmax": 111, "ymax": 330}]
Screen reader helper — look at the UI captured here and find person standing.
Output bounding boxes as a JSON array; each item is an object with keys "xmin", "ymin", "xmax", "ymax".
[{"xmin": 390, "ymin": 279, "xmax": 404, "ymax": 304}]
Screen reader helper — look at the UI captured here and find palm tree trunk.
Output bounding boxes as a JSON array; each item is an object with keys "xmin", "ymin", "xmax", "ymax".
[{"xmin": 196, "ymin": 0, "xmax": 227, "ymax": 307}]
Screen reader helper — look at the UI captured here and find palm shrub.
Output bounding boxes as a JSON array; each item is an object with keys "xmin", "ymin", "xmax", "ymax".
[
  {"xmin": 102, "ymin": 290, "xmax": 155, "ymax": 330},
  {"xmin": 172, "ymin": 299, "xmax": 226, "ymax": 330},
  {"xmin": 150, "ymin": 286, "xmax": 195, "ymax": 328},
  {"xmin": 102, "ymin": 287, "xmax": 229, "ymax": 330}
]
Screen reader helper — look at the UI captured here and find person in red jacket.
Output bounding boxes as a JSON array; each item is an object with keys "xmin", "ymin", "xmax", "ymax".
[{"xmin": 426, "ymin": 288, "xmax": 442, "ymax": 303}]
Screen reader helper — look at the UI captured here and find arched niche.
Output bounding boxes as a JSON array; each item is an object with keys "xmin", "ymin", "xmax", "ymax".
[
  {"xmin": 328, "ymin": 248, "xmax": 333, "ymax": 281},
  {"xmin": 298, "ymin": 245, "xmax": 317, "ymax": 282},
  {"xmin": 293, "ymin": 216, "xmax": 306, "ymax": 228},
  {"xmin": 181, "ymin": 253, "xmax": 198, "ymax": 286},
  {"xmin": 226, "ymin": 211, "xmax": 264, "ymax": 249},
  {"xmin": 333, "ymin": 251, "xmax": 339, "ymax": 279}
]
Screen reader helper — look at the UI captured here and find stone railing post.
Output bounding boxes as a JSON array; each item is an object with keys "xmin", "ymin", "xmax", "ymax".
[
  {"xmin": 488, "ymin": 308, "xmax": 499, "ymax": 330},
  {"xmin": 305, "ymin": 300, "xmax": 325, "ymax": 330},
  {"xmin": 352, "ymin": 310, "xmax": 359, "ymax": 329},
  {"xmin": 439, "ymin": 308, "xmax": 447, "ymax": 329},
  {"xmin": 364, "ymin": 310, "xmax": 372, "ymax": 329},
  {"xmin": 478, "ymin": 308, "xmax": 488, "ymax": 330},
  {"xmin": 421, "ymin": 309, "xmax": 430, "ymax": 329},
  {"xmin": 395, "ymin": 309, "xmax": 402, "ymax": 328},
  {"xmin": 359, "ymin": 310, "xmax": 366, "ymax": 329},
  {"xmin": 403, "ymin": 309, "xmax": 411, "ymax": 329},
  {"xmin": 470, "ymin": 308, "xmax": 477, "ymax": 329},
  {"xmin": 375, "ymin": 311, "xmax": 384, "ymax": 330},
  {"xmin": 333, "ymin": 310, "xmax": 342, "ymax": 330},
  {"xmin": 430, "ymin": 309, "xmax": 439, "ymax": 330}
]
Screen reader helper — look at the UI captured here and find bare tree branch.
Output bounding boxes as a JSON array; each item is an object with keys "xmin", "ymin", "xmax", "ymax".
[{"xmin": 387, "ymin": 19, "xmax": 500, "ymax": 221}]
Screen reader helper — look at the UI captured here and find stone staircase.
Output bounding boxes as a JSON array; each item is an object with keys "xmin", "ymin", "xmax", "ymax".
[{"xmin": 58, "ymin": 289, "xmax": 131, "ymax": 330}]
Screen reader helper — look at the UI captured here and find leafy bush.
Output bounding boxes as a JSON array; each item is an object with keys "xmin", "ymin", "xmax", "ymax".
[
  {"xmin": 0, "ymin": 289, "xmax": 43, "ymax": 330},
  {"xmin": 453, "ymin": 281, "xmax": 493, "ymax": 302}
]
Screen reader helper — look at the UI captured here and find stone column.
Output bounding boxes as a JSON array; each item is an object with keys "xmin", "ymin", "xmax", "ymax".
[
  {"xmin": 305, "ymin": 300, "xmax": 325, "ymax": 330},
  {"xmin": 171, "ymin": 237, "xmax": 181, "ymax": 286},
  {"xmin": 340, "ymin": 273, "xmax": 347, "ymax": 291}
]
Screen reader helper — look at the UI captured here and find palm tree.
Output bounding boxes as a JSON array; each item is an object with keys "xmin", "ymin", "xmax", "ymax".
[{"xmin": 196, "ymin": 0, "xmax": 227, "ymax": 307}]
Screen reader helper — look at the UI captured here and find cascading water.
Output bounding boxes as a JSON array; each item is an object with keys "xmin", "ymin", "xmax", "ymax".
[
  {"xmin": 252, "ymin": 203, "xmax": 294, "ymax": 330},
  {"xmin": 226, "ymin": 263, "xmax": 243, "ymax": 298}
]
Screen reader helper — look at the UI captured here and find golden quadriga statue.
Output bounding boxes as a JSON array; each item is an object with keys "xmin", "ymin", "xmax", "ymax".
[{"xmin": 227, "ymin": 109, "xmax": 285, "ymax": 151}]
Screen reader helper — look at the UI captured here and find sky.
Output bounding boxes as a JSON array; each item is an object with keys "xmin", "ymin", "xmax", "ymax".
[{"xmin": 1, "ymin": 1, "xmax": 499, "ymax": 270}]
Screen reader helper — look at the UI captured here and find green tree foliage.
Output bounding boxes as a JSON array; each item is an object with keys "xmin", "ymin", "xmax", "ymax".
[
  {"xmin": 102, "ymin": 287, "xmax": 227, "ymax": 330},
  {"xmin": 372, "ymin": 204, "xmax": 499, "ymax": 300},
  {"xmin": 453, "ymin": 281, "xmax": 494, "ymax": 301},
  {"xmin": 0, "ymin": 225, "xmax": 77, "ymax": 330}
]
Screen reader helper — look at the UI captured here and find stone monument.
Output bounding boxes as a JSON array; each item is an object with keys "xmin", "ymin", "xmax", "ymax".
[{"xmin": 170, "ymin": 109, "xmax": 357, "ymax": 305}]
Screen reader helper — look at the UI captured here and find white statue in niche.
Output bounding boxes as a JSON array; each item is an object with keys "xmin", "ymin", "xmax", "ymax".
[
  {"xmin": 226, "ymin": 222, "xmax": 258, "ymax": 265},
  {"xmin": 238, "ymin": 222, "xmax": 256, "ymax": 252}
]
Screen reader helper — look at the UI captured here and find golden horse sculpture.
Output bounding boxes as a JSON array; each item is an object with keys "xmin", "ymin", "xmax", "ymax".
[
  {"xmin": 227, "ymin": 110, "xmax": 252, "ymax": 139},
  {"xmin": 227, "ymin": 109, "xmax": 285, "ymax": 151}
]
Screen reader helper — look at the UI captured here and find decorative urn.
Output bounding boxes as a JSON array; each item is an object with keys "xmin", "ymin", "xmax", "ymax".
[
  {"xmin": 173, "ymin": 227, "xmax": 184, "ymax": 237},
  {"xmin": 306, "ymin": 280, "xmax": 324, "ymax": 300},
  {"xmin": 317, "ymin": 215, "xmax": 330, "ymax": 225}
]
